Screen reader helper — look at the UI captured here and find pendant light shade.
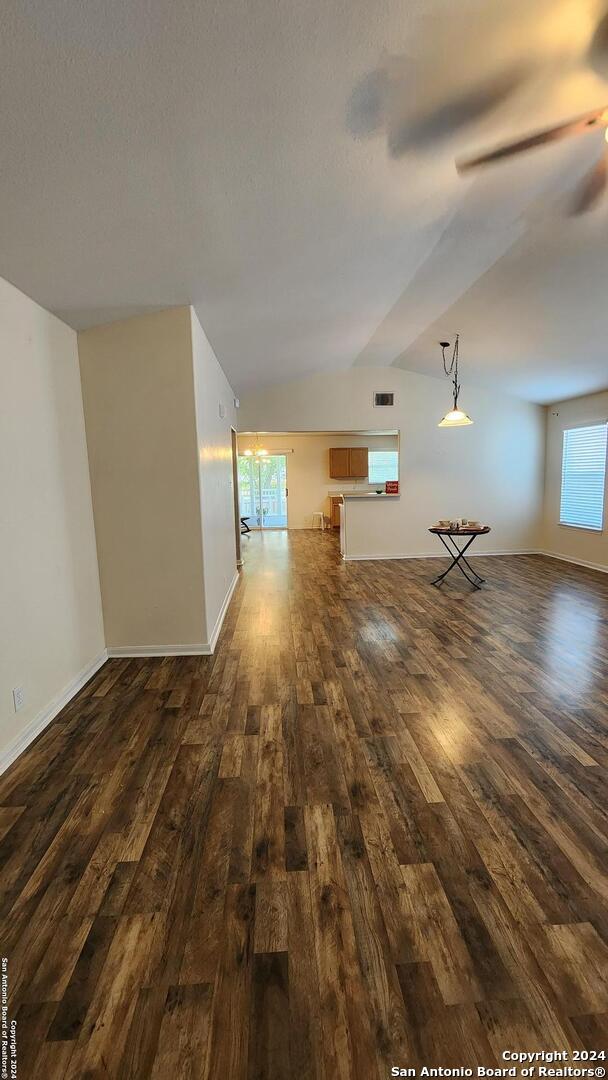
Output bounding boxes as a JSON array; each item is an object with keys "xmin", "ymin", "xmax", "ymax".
[
  {"xmin": 438, "ymin": 407, "xmax": 473, "ymax": 427},
  {"xmin": 438, "ymin": 335, "xmax": 474, "ymax": 428}
]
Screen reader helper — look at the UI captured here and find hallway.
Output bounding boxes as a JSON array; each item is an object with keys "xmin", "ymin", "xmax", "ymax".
[{"xmin": 1, "ymin": 531, "xmax": 607, "ymax": 1077}]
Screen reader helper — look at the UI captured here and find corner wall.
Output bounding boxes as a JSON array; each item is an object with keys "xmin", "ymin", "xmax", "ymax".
[
  {"xmin": 238, "ymin": 366, "xmax": 545, "ymax": 557},
  {"xmin": 542, "ymin": 390, "xmax": 608, "ymax": 573},
  {"xmin": 0, "ymin": 276, "xmax": 105, "ymax": 766},
  {"xmin": 190, "ymin": 308, "xmax": 239, "ymax": 648},
  {"xmin": 78, "ymin": 308, "xmax": 208, "ymax": 650}
]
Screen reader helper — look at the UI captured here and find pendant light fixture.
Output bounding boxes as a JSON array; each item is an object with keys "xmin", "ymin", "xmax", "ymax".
[
  {"xmin": 254, "ymin": 432, "xmax": 268, "ymax": 456},
  {"xmin": 438, "ymin": 334, "xmax": 473, "ymax": 427},
  {"xmin": 243, "ymin": 434, "xmax": 268, "ymax": 456}
]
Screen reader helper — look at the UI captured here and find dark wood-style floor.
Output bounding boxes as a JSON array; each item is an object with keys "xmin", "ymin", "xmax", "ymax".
[{"xmin": 2, "ymin": 531, "xmax": 608, "ymax": 1077}]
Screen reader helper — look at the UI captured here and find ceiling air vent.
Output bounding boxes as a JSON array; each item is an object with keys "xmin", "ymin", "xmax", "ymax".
[{"xmin": 373, "ymin": 391, "xmax": 394, "ymax": 407}]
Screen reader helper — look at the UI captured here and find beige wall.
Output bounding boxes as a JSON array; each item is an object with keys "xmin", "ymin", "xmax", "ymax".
[
  {"xmin": 542, "ymin": 390, "xmax": 608, "ymax": 572},
  {"xmin": 237, "ymin": 432, "xmax": 398, "ymax": 528},
  {"xmin": 79, "ymin": 308, "xmax": 207, "ymax": 649},
  {"xmin": 238, "ymin": 366, "xmax": 545, "ymax": 557},
  {"xmin": 191, "ymin": 309, "xmax": 239, "ymax": 644},
  {"xmin": 0, "ymin": 276, "xmax": 104, "ymax": 763}
]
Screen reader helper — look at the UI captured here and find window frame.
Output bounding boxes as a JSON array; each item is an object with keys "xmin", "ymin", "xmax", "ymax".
[{"xmin": 558, "ymin": 419, "xmax": 608, "ymax": 533}]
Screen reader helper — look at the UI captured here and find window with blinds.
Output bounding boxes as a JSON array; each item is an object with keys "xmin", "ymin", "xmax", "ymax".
[
  {"xmin": 560, "ymin": 422, "xmax": 607, "ymax": 531},
  {"xmin": 368, "ymin": 450, "xmax": 399, "ymax": 483}
]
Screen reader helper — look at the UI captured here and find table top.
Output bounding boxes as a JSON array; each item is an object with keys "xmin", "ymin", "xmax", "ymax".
[{"xmin": 428, "ymin": 525, "xmax": 491, "ymax": 536}]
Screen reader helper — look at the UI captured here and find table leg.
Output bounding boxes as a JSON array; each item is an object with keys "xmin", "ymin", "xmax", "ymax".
[
  {"xmin": 442, "ymin": 533, "xmax": 485, "ymax": 583},
  {"xmin": 431, "ymin": 534, "xmax": 483, "ymax": 589}
]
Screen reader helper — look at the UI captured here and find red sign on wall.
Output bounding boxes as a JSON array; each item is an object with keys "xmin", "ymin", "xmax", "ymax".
[{"xmin": 385, "ymin": 480, "xmax": 399, "ymax": 494}]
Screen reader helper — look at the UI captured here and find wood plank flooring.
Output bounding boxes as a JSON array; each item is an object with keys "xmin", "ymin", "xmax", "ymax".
[{"xmin": 1, "ymin": 530, "xmax": 607, "ymax": 1077}]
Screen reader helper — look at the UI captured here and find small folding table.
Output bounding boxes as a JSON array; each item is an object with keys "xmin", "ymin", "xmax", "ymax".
[{"xmin": 428, "ymin": 526, "xmax": 491, "ymax": 590}]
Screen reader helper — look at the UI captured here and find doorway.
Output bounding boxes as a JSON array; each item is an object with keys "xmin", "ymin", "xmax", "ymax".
[{"xmin": 238, "ymin": 454, "xmax": 288, "ymax": 528}]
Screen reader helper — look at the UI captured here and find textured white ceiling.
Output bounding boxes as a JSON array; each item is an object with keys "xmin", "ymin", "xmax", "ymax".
[{"xmin": 1, "ymin": 0, "xmax": 608, "ymax": 401}]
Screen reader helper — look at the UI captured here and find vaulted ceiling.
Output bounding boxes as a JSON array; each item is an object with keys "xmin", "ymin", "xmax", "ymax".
[{"xmin": 2, "ymin": 0, "xmax": 608, "ymax": 402}]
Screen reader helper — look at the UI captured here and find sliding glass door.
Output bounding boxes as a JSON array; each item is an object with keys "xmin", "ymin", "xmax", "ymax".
[{"xmin": 238, "ymin": 454, "xmax": 288, "ymax": 528}]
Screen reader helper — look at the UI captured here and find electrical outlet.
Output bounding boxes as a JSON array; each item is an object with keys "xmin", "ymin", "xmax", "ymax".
[{"xmin": 12, "ymin": 686, "xmax": 25, "ymax": 712}]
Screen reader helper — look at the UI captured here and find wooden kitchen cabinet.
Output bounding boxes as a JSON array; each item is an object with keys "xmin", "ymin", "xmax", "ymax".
[
  {"xmin": 329, "ymin": 496, "xmax": 343, "ymax": 528},
  {"xmin": 328, "ymin": 447, "xmax": 350, "ymax": 478},
  {"xmin": 348, "ymin": 447, "xmax": 368, "ymax": 477},
  {"xmin": 328, "ymin": 447, "xmax": 368, "ymax": 478}
]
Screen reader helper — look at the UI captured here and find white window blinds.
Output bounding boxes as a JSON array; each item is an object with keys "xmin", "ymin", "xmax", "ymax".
[
  {"xmin": 368, "ymin": 450, "xmax": 399, "ymax": 483},
  {"xmin": 560, "ymin": 423, "xmax": 607, "ymax": 531}
]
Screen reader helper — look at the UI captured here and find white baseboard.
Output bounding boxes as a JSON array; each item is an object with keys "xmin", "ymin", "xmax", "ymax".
[
  {"xmin": 107, "ymin": 643, "xmax": 211, "ymax": 657},
  {"xmin": 0, "ymin": 650, "xmax": 108, "ymax": 776},
  {"xmin": 207, "ymin": 571, "xmax": 240, "ymax": 652},
  {"xmin": 539, "ymin": 550, "xmax": 608, "ymax": 574},
  {"xmin": 107, "ymin": 571, "xmax": 241, "ymax": 659},
  {"xmin": 343, "ymin": 549, "xmax": 539, "ymax": 562}
]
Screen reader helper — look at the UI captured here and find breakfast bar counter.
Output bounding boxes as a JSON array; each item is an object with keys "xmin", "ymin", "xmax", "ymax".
[{"xmin": 339, "ymin": 491, "xmax": 401, "ymax": 560}]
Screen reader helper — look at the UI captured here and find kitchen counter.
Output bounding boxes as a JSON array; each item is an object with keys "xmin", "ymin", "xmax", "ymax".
[{"xmin": 340, "ymin": 492, "xmax": 400, "ymax": 499}]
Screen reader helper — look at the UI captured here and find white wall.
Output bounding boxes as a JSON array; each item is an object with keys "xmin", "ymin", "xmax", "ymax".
[
  {"xmin": 0, "ymin": 276, "xmax": 105, "ymax": 762},
  {"xmin": 78, "ymin": 308, "xmax": 208, "ymax": 650},
  {"xmin": 236, "ymin": 432, "xmax": 398, "ymax": 528},
  {"xmin": 238, "ymin": 366, "xmax": 545, "ymax": 557},
  {"xmin": 542, "ymin": 390, "xmax": 608, "ymax": 572},
  {"xmin": 190, "ymin": 309, "xmax": 239, "ymax": 645}
]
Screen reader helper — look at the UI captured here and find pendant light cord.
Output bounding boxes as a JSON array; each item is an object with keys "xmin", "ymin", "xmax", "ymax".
[{"xmin": 441, "ymin": 333, "xmax": 460, "ymax": 409}]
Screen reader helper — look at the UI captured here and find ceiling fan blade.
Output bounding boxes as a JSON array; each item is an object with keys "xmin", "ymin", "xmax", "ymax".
[
  {"xmin": 388, "ymin": 63, "xmax": 527, "ymax": 157},
  {"xmin": 589, "ymin": 11, "xmax": 608, "ymax": 79},
  {"xmin": 568, "ymin": 151, "xmax": 608, "ymax": 215},
  {"xmin": 456, "ymin": 106, "xmax": 608, "ymax": 173}
]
